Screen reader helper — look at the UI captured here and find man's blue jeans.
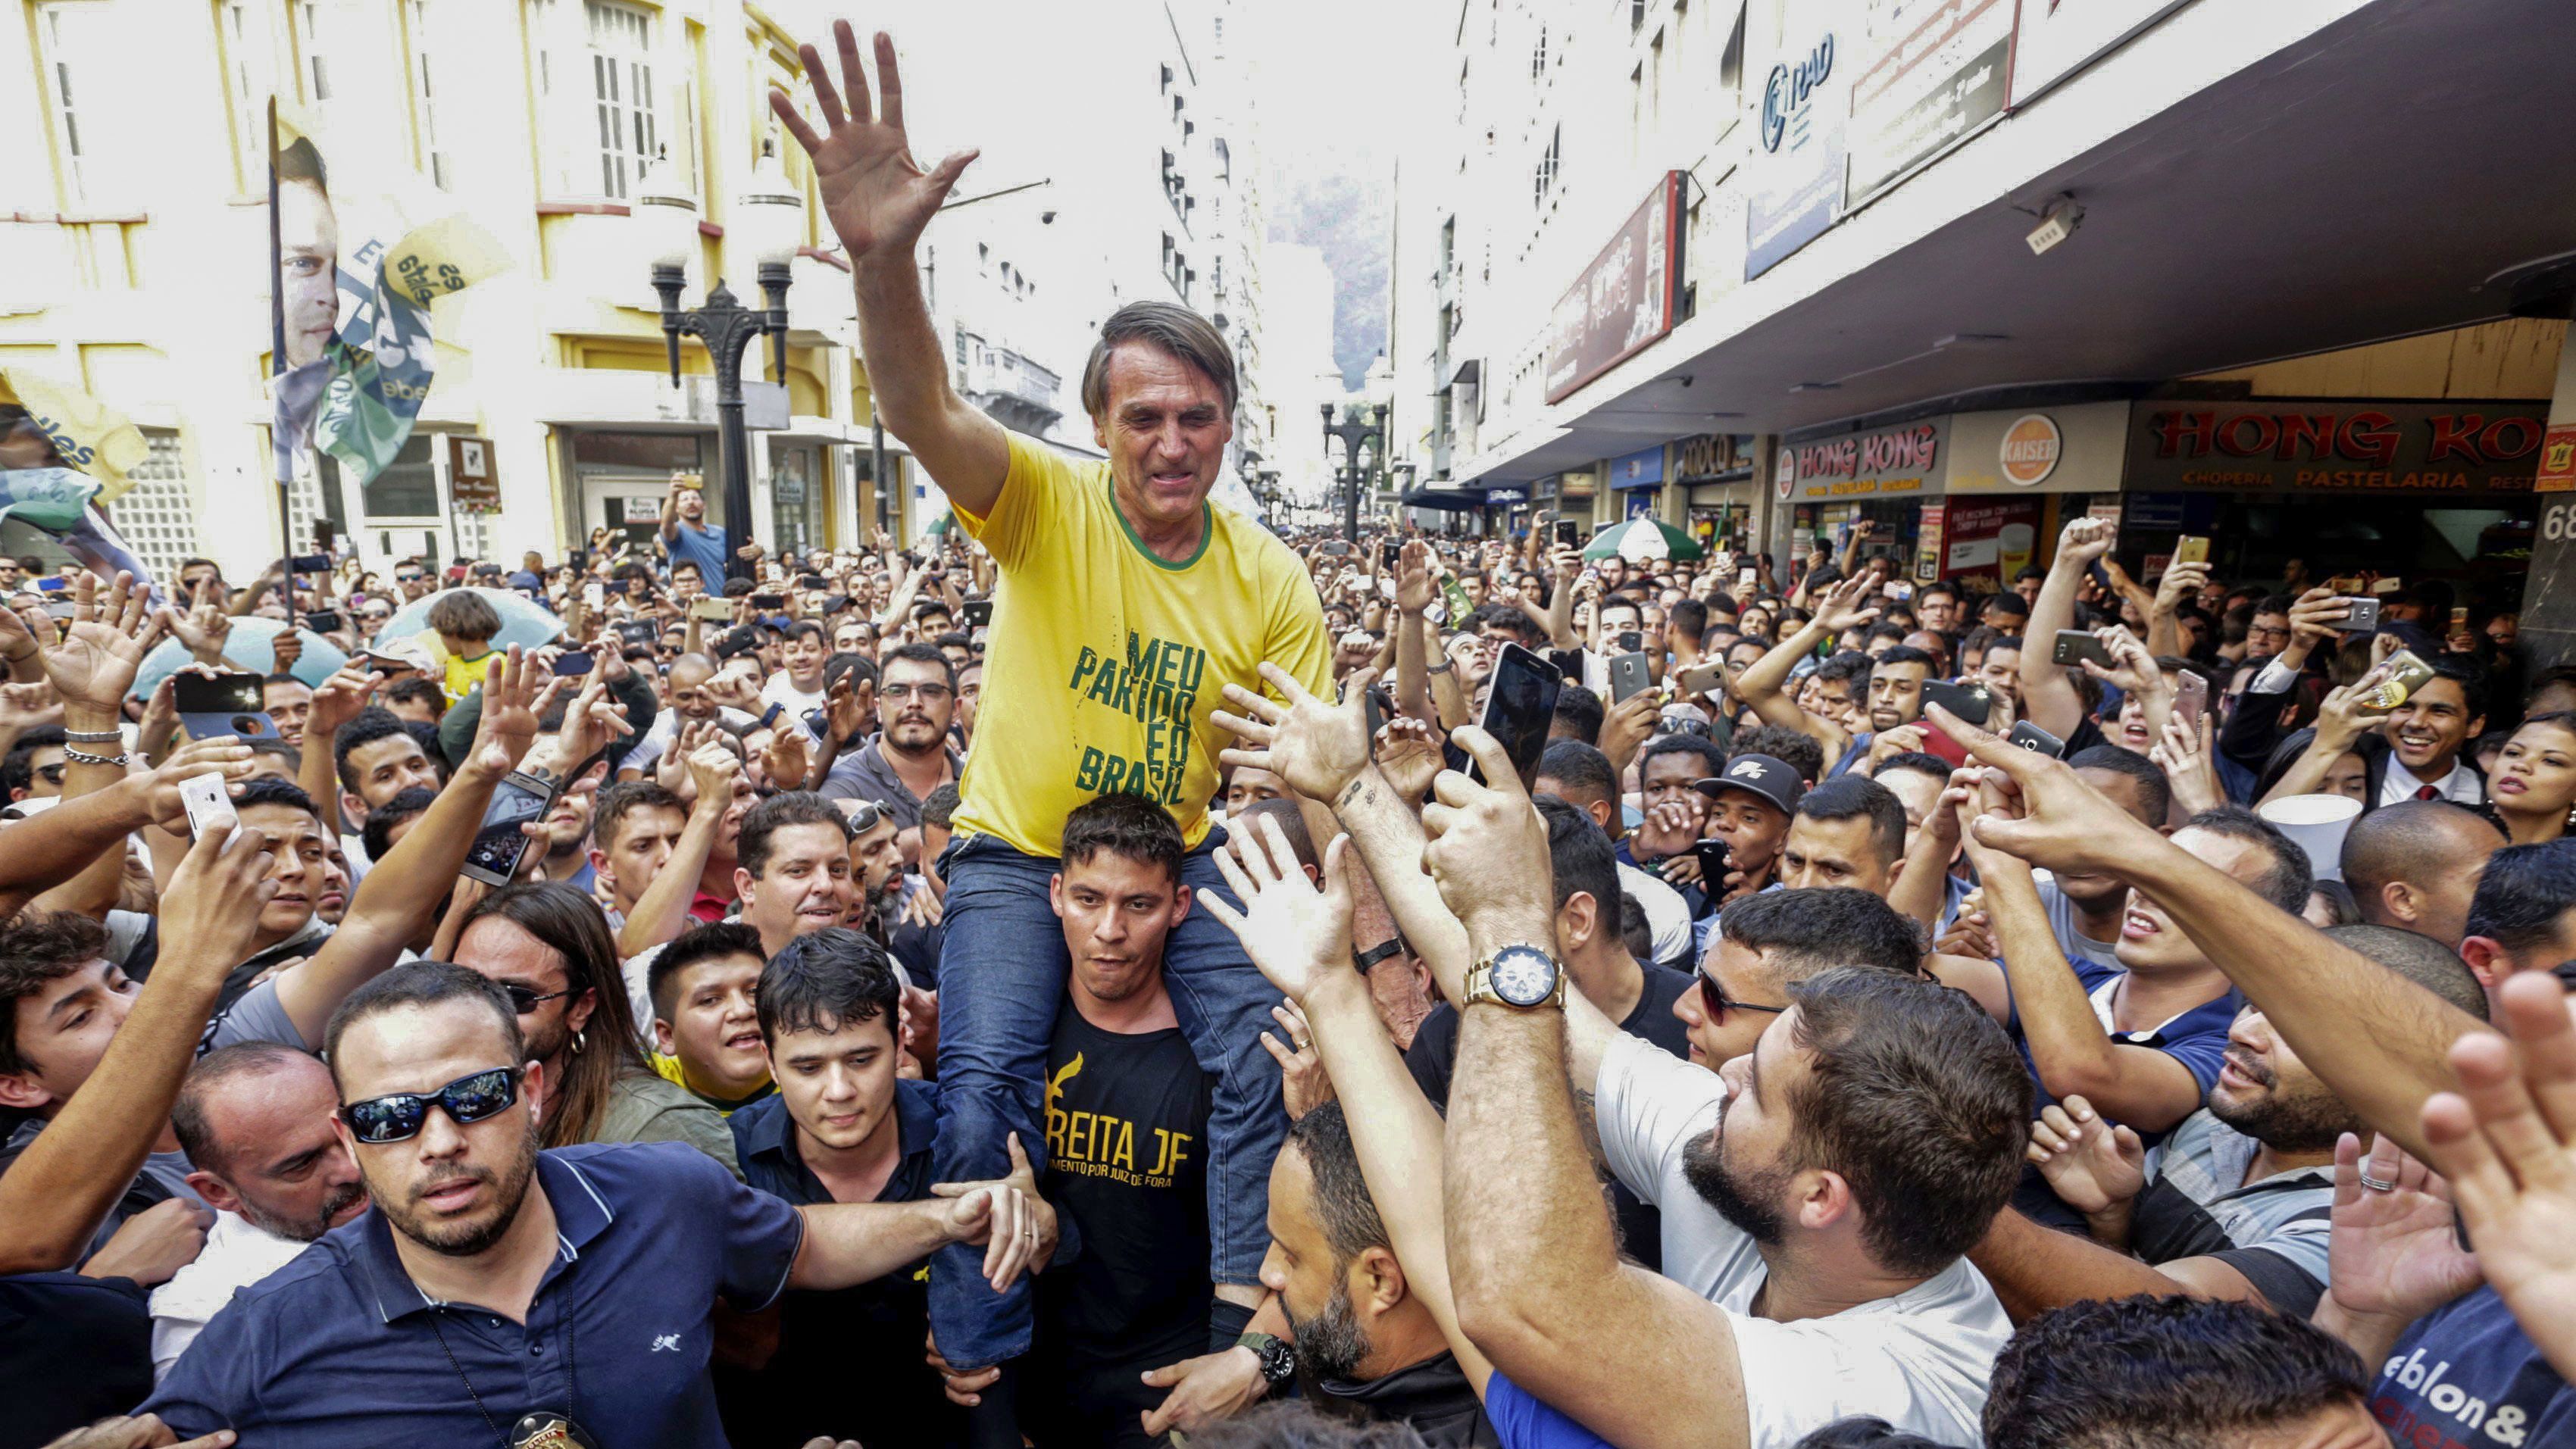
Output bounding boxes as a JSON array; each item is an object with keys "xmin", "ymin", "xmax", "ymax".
[{"xmin": 927, "ymin": 827, "xmax": 1283, "ymax": 1370}]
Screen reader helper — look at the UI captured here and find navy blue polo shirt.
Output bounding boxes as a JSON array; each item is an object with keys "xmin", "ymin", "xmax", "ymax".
[
  {"xmin": 2006, "ymin": 954, "xmax": 2237, "ymax": 1151},
  {"xmin": 143, "ymin": 1141, "xmax": 803, "ymax": 1447},
  {"xmin": 733, "ymin": 1076, "xmax": 942, "ymax": 1207}
]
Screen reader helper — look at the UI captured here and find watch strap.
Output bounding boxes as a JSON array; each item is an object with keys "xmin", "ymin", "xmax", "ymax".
[{"xmin": 1351, "ymin": 938, "xmax": 1405, "ymax": 973}]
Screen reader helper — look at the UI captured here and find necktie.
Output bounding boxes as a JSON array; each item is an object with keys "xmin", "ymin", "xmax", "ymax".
[{"xmin": 2415, "ymin": 784, "xmax": 2440, "ymax": 801}]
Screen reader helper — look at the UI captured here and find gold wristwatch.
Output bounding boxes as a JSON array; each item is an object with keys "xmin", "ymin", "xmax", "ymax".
[{"xmin": 1462, "ymin": 944, "xmax": 1565, "ymax": 1009}]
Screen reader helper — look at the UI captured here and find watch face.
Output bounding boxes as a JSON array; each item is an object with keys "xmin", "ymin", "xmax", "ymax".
[{"xmin": 1489, "ymin": 945, "xmax": 1559, "ymax": 1007}]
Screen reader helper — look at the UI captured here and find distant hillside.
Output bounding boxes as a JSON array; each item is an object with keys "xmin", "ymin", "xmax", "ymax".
[{"xmin": 1270, "ymin": 168, "xmax": 1390, "ymax": 392}]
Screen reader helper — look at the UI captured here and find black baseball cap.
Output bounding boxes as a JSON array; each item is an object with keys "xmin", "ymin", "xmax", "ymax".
[{"xmin": 1693, "ymin": 754, "xmax": 1802, "ymax": 817}]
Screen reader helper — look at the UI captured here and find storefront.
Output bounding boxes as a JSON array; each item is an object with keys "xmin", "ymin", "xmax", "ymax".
[
  {"xmin": 1936, "ymin": 402, "xmax": 2131, "ymax": 591},
  {"xmin": 2118, "ymin": 398, "xmax": 2544, "ymax": 606},
  {"xmin": 1775, "ymin": 416, "xmax": 1949, "ymax": 573},
  {"xmin": 767, "ymin": 438, "xmax": 829, "ymax": 557},
  {"xmin": 564, "ymin": 429, "xmax": 713, "ymax": 557},
  {"xmin": 1677, "ymin": 433, "xmax": 1758, "ymax": 551},
  {"xmin": 1606, "ymin": 445, "xmax": 1666, "ymax": 521}
]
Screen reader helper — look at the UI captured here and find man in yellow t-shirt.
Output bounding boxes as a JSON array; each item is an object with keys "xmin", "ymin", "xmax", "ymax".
[{"xmin": 778, "ymin": 33, "xmax": 1327, "ymax": 1408}]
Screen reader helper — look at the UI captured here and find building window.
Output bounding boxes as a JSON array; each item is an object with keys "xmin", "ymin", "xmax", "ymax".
[
  {"xmin": 405, "ymin": 1, "xmax": 451, "ymax": 189},
  {"xmin": 363, "ymin": 433, "xmax": 441, "ymax": 517},
  {"xmin": 36, "ymin": 2, "xmax": 115, "ymax": 205},
  {"xmin": 294, "ymin": 2, "xmax": 334, "ymax": 104},
  {"xmin": 1530, "ymin": 22, "xmax": 1548, "ymax": 80},
  {"xmin": 586, "ymin": 0, "xmax": 656, "ymax": 199},
  {"xmin": 1533, "ymin": 125, "xmax": 1560, "ymax": 209},
  {"xmin": 217, "ymin": 2, "xmax": 270, "ymax": 193},
  {"xmin": 102, "ymin": 431, "xmax": 202, "ymax": 583}
]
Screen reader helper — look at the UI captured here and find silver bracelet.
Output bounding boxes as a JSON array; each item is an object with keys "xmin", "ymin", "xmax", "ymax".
[
  {"xmin": 62, "ymin": 728, "xmax": 123, "ymax": 744},
  {"xmin": 61, "ymin": 745, "xmax": 130, "ymax": 767}
]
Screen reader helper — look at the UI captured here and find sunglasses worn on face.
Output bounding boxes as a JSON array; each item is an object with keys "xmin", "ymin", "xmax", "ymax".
[
  {"xmin": 502, "ymin": 984, "xmax": 572, "ymax": 1015},
  {"xmin": 1698, "ymin": 973, "xmax": 1787, "ymax": 1023},
  {"xmin": 340, "ymin": 1066, "xmax": 522, "ymax": 1145}
]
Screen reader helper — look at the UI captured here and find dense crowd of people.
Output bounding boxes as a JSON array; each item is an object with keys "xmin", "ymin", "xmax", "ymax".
[{"xmin": 5, "ymin": 21, "xmax": 2576, "ymax": 1449}]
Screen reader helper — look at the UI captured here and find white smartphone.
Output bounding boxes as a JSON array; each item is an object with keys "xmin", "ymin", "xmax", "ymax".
[{"xmin": 179, "ymin": 772, "xmax": 237, "ymax": 839}]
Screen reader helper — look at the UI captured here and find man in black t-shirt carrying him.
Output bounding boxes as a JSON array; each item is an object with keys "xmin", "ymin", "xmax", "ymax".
[{"xmin": 1026, "ymin": 795, "xmax": 1230, "ymax": 1445}]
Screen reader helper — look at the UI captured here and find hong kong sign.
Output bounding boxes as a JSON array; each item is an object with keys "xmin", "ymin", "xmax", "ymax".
[
  {"xmin": 1777, "ymin": 418, "xmax": 1948, "ymax": 501},
  {"xmin": 2124, "ymin": 401, "xmax": 2546, "ymax": 494}
]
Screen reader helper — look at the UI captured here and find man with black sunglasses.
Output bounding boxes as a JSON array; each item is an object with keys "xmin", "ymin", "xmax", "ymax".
[{"xmin": 144, "ymin": 961, "xmax": 1056, "ymax": 1447}]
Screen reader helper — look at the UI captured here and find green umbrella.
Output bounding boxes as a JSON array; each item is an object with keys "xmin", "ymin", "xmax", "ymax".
[{"xmin": 1581, "ymin": 515, "xmax": 1705, "ymax": 563}]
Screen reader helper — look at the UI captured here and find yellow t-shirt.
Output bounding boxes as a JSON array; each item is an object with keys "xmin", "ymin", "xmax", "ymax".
[
  {"xmin": 442, "ymin": 648, "xmax": 500, "ymax": 709},
  {"xmin": 950, "ymin": 434, "xmax": 1330, "ymax": 856}
]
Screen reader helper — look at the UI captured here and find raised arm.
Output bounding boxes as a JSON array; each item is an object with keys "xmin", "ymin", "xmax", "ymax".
[
  {"xmin": 619, "ymin": 740, "xmax": 742, "ymax": 957},
  {"xmin": 1733, "ymin": 571, "xmax": 1873, "ymax": 757},
  {"xmin": 774, "ymin": 25, "xmax": 1008, "ymax": 517},
  {"xmin": 1936, "ymin": 704, "xmax": 2479, "ymax": 1160},
  {"xmin": 1965, "ymin": 807, "xmax": 2203, "ymax": 1132},
  {"xmin": 0, "ymin": 823, "xmax": 275, "ymax": 1275},
  {"xmin": 1427, "ymin": 729, "xmax": 1752, "ymax": 1449},
  {"xmin": 1391, "ymin": 542, "xmax": 1435, "ymax": 722},
  {"xmin": 1199, "ymin": 822, "xmax": 1493, "ymax": 1394},
  {"xmin": 270, "ymin": 650, "xmax": 551, "ymax": 1045},
  {"xmin": 2021, "ymin": 517, "xmax": 2115, "ymax": 739}
]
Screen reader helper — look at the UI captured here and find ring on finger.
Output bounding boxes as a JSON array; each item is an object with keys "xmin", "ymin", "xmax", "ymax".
[{"xmin": 2358, "ymin": 1171, "xmax": 2398, "ymax": 1193}]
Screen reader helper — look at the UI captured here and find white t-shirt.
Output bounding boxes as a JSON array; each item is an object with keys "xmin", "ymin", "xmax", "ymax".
[
  {"xmin": 1616, "ymin": 861, "xmax": 1694, "ymax": 970},
  {"xmin": 1593, "ymin": 1033, "xmax": 2011, "ymax": 1447},
  {"xmin": 759, "ymin": 673, "xmax": 828, "ymax": 723},
  {"xmin": 149, "ymin": 1210, "xmax": 313, "ymax": 1382}
]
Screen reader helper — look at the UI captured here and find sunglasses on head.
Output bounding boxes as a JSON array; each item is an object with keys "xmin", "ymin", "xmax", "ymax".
[
  {"xmin": 339, "ymin": 1066, "xmax": 522, "ymax": 1145},
  {"xmin": 1697, "ymin": 972, "xmax": 1787, "ymax": 1023}
]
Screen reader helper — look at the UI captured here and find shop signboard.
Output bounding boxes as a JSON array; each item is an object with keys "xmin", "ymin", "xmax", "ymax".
[
  {"xmin": 1913, "ymin": 502, "xmax": 1947, "ymax": 582},
  {"xmin": 1745, "ymin": 2, "xmax": 1853, "ymax": 280},
  {"xmin": 1545, "ymin": 173, "xmax": 1685, "ymax": 404},
  {"xmin": 1946, "ymin": 401, "xmax": 2130, "ymax": 494},
  {"xmin": 2124, "ymin": 401, "xmax": 2548, "ymax": 495},
  {"xmin": 2008, "ymin": 0, "xmax": 2193, "ymax": 109},
  {"xmin": 1845, "ymin": 0, "xmax": 2015, "ymax": 208},
  {"xmin": 447, "ymin": 435, "xmax": 499, "ymax": 513},
  {"xmin": 1674, "ymin": 433, "xmax": 1749, "ymax": 480},
  {"xmin": 1777, "ymin": 417, "xmax": 1949, "ymax": 501},
  {"xmin": 1608, "ymin": 444, "xmax": 1667, "ymax": 490},
  {"xmin": 2536, "ymin": 423, "xmax": 2576, "ymax": 494},
  {"xmin": 1625, "ymin": 490, "xmax": 1659, "ymax": 519},
  {"xmin": 1940, "ymin": 497, "xmax": 2043, "ymax": 592}
]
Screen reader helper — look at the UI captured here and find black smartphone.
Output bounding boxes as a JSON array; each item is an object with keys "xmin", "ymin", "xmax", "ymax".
[
  {"xmin": 553, "ymin": 651, "xmax": 595, "ymax": 676},
  {"xmin": 602, "ymin": 579, "xmax": 630, "ymax": 596},
  {"xmin": 2007, "ymin": 720, "xmax": 2067, "ymax": 758},
  {"xmin": 961, "ymin": 599, "xmax": 994, "ymax": 629},
  {"xmin": 750, "ymin": 592, "xmax": 788, "ymax": 611},
  {"xmin": 303, "ymin": 609, "xmax": 343, "ymax": 635},
  {"xmin": 614, "ymin": 620, "xmax": 658, "ymax": 648},
  {"xmin": 1692, "ymin": 838, "xmax": 1734, "ymax": 879},
  {"xmin": 1555, "ymin": 520, "xmax": 1580, "ymax": 548},
  {"xmin": 798, "ymin": 573, "xmax": 829, "ymax": 590},
  {"xmin": 291, "ymin": 554, "xmax": 333, "ymax": 574},
  {"xmin": 1380, "ymin": 542, "xmax": 1402, "ymax": 568},
  {"xmin": 1319, "ymin": 541, "xmax": 1352, "ymax": 557},
  {"xmin": 174, "ymin": 671, "xmax": 277, "ymax": 740},
  {"xmin": 1608, "ymin": 651, "xmax": 1655, "ymax": 704},
  {"xmin": 1546, "ymin": 648, "xmax": 1587, "ymax": 679},
  {"xmin": 1362, "ymin": 684, "xmax": 1392, "ymax": 744},
  {"xmin": 1615, "ymin": 630, "xmax": 1645, "ymax": 653},
  {"xmin": 2052, "ymin": 629, "xmax": 2115, "ymax": 670},
  {"xmin": 1473, "ymin": 643, "xmax": 1563, "ymax": 789},
  {"xmin": 459, "ymin": 770, "xmax": 556, "ymax": 886},
  {"xmin": 1920, "ymin": 679, "xmax": 1993, "ymax": 729}
]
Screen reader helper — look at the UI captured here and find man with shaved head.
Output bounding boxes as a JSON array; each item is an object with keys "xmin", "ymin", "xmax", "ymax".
[{"xmin": 2335, "ymin": 799, "xmax": 2503, "ymax": 949}]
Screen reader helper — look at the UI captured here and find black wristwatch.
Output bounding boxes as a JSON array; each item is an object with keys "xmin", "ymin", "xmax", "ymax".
[
  {"xmin": 1237, "ymin": 1332, "xmax": 1296, "ymax": 1390},
  {"xmin": 1351, "ymin": 938, "xmax": 1405, "ymax": 973}
]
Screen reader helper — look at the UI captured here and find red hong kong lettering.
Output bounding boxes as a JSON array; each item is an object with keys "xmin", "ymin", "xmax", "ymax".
[
  {"xmin": 2426, "ymin": 414, "xmax": 2485, "ymax": 465},
  {"xmin": 2484, "ymin": 415, "xmax": 2542, "ymax": 460},
  {"xmin": 2340, "ymin": 411, "xmax": 2400, "ymax": 468},
  {"xmin": 2216, "ymin": 414, "xmax": 2280, "ymax": 457},
  {"xmin": 2276, "ymin": 414, "xmax": 2334, "ymax": 461},
  {"xmin": 2151, "ymin": 411, "xmax": 2216, "ymax": 458}
]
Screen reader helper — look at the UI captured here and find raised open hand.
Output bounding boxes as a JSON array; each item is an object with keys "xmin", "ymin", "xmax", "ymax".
[
  {"xmin": 2326, "ymin": 1132, "xmax": 2481, "ymax": 1326},
  {"xmin": 770, "ymin": 24, "xmax": 977, "ymax": 265},
  {"xmin": 1204, "ymin": 814, "xmax": 1354, "ymax": 1007},
  {"xmin": 469, "ymin": 647, "xmax": 543, "ymax": 776},
  {"xmin": 2026, "ymin": 1097, "xmax": 2146, "ymax": 1215},
  {"xmin": 45, "ymin": 570, "xmax": 164, "ymax": 713},
  {"xmin": 1813, "ymin": 570, "xmax": 1884, "ymax": 637},
  {"xmin": 166, "ymin": 578, "xmax": 235, "ymax": 662},
  {"xmin": 1214, "ymin": 663, "xmax": 1374, "ymax": 804}
]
